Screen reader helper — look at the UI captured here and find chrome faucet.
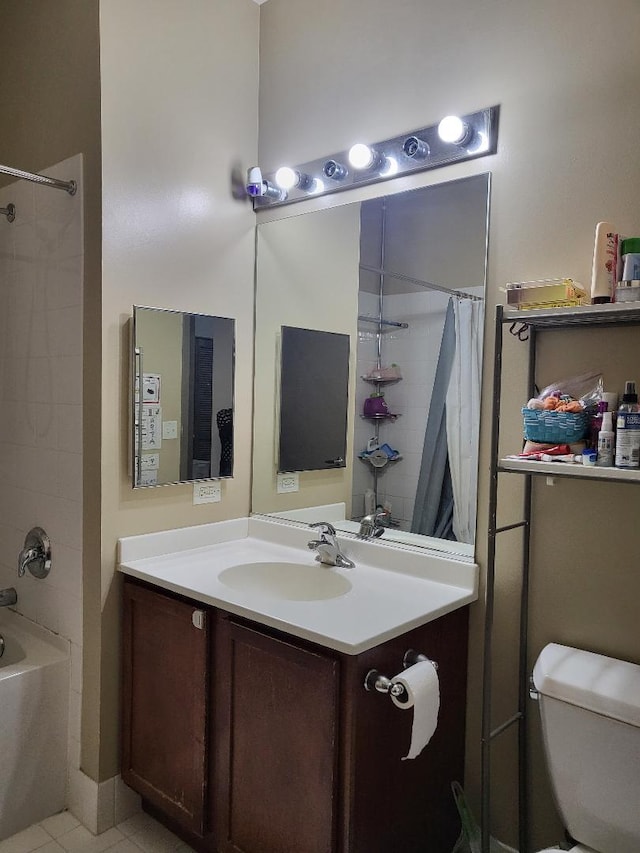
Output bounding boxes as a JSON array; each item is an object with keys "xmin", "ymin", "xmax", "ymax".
[
  {"xmin": 0, "ymin": 587, "xmax": 17, "ymax": 608},
  {"xmin": 358, "ymin": 510, "xmax": 389, "ymax": 539},
  {"xmin": 307, "ymin": 522, "xmax": 355, "ymax": 569}
]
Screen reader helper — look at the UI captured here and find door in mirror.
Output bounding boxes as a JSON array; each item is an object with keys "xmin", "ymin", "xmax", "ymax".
[
  {"xmin": 132, "ymin": 307, "xmax": 235, "ymax": 487},
  {"xmin": 278, "ymin": 326, "xmax": 350, "ymax": 473}
]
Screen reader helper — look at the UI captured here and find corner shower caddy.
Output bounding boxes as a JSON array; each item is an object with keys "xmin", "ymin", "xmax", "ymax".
[
  {"xmin": 356, "ymin": 264, "xmax": 408, "ymax": 510},
  {"xmin": 482, "ymin": 301, "xmax": 640, "ymax": 853}
]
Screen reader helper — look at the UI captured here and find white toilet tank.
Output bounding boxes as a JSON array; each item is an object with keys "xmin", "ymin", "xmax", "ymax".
[{"xmin": 533, "ymin": 643, "xmax": 640, "ymax": 853}]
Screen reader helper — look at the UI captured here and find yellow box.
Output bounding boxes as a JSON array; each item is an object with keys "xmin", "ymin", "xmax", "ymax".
[{"xmin": 505, "ymin": 278, "xmax": 587, "ymax": 309}]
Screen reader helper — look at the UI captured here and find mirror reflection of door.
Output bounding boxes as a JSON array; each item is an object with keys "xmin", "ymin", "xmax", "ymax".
[
  {"xmin": 278, "ymin": 326, "xmax": 350, "ymax": 473},
  {"xmin": 181, "ymin": 314, "xmax": 235, "ymax": 481}
]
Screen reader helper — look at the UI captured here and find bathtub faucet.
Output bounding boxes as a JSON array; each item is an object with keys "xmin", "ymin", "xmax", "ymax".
[
  {"xmin": 0, "ymin": 587, "xmax": 17, "ymax": 607},
  {"xmin": 17, "ymin": 527, "xmax": 52, "ymax": 579}
]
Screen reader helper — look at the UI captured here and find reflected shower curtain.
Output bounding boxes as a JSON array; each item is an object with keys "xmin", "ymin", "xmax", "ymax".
[
  {"xmin": 411, "ymin": 300, "xmax": 456, "ymax": 539},
  {"xmin": 411, "ymin": 297, "xmax": 483, "ymax": 544},
  {"xmin": 446, "ymin": 298, "xmax": 483, "ymax": 544}
]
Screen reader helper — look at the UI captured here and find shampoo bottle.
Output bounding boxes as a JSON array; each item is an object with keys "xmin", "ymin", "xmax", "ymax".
[
  {"xmin": 596, "ymin": 410, "xmax": 615, "ymax": 467},
  {"xmin": 590, "ymin": 221, "xmax": 618, "ymax": 304},
  {"xmin": 614, "ymin": 381, "xmax": 640, "ymax": 468}
]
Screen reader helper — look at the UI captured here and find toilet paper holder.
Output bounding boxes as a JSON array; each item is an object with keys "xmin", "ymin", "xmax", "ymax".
[{"xmin": 363, "ymin": 649, "xmax": 438, "ymax": 699}]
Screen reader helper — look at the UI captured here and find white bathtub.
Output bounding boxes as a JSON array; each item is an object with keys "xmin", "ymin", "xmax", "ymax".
[{"xmin": 0, "ymin": 609, "xmax": 70, "ymax": 840}]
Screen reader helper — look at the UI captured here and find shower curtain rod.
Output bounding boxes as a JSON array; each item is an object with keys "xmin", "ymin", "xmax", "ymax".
[
  {"xmin": 0, "ymin": 163, "xmax": 76, "ymax": 195},
  {"xmin": 359, "ymin": 263, "xmax": 484, "ymax": 301}
]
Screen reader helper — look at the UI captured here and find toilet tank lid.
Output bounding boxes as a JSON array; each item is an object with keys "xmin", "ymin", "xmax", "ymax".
[{"xmin": 533, "ymin": 643, "xmax": 640, "ymax": 728}]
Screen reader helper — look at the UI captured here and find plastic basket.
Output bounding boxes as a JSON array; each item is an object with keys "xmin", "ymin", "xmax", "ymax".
[{"xmin": 521, "ymin": 407, "xmax": 590, "ymax": 444}]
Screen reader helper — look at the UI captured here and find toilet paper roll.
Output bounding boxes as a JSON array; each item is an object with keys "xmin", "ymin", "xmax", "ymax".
[{"xmin": 390, "ymin": 660, "xmax": 440, "ymax": 760}]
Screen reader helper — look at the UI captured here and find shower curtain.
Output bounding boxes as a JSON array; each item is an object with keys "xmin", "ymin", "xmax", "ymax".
[
  {"xmin": 446, "ymin": 298, "xmax": 483, "ymax": 544},
  {"xmin": 411, "ymin": 297, "xmax": 483, "ymax": 544}
]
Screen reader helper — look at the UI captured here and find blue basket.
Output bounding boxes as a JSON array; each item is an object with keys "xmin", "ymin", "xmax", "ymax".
[{"xmin": 522, "ymin": 407, "xmax": 590, "ymax": 444}]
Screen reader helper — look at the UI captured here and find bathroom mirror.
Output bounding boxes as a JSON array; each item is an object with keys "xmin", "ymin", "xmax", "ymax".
[
  {"xmin": 131, "ymin": 306, "xmax": 235, "ymax": 487},
  {"xmin": 252, "ymin": 173, "xmax": 489, "ymax": 558}
]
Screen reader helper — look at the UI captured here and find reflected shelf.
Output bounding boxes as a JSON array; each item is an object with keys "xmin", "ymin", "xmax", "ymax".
[{"xmin": 499, "ymin": 457, "xmax": 640, "ymax": 484}]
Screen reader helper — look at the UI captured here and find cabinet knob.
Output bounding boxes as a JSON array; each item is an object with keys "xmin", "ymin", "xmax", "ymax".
[{"xmin": 192, "ymin": 610, "xmax": 206, "ymax": 630}]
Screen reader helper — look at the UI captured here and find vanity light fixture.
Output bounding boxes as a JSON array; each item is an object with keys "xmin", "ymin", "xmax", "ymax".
[
  {"xmin": 249, "ymin": 105, "xmax": 498, "ymax": 208},
  {"xmin": 437, "ymin": 115, "xmax": 473, "ymax": 146}
]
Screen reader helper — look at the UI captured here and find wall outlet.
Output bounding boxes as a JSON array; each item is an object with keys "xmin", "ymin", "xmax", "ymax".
[
  {"xmin": 277, "ymin": 472, "xmax": 299, "ymax": 494},
  {"xmin": 162, "ymin": 420, "xmax": 178, "ymax": 439},
  {"xmin": 193, "ymin": 481, "xmax": 221, "ymax": 504}
]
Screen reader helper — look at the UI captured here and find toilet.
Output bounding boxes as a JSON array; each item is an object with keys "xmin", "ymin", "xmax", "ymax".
[{"xmin": 533, "ymin": 643, "xmax": 640, "ymax": 853}]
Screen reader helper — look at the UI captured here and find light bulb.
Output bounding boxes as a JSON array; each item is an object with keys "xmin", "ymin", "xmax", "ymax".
[
  {"xmin": 379, "ymin": 157, "xmax": 398, "ymax": 177},
  {"xmin": 348, "ymin": 143, "xmax": 376, "ymax": 170},
  {"xmin": 275, "ymin": 167, "xmax": 300, "ymax": 191},
  {"xmin": 438, "ymin": 115, "xmax": 470, "ymax": 145},
  {"xmin": 308, "ymin": 178, "xmax": 325, "ymax": 194}
]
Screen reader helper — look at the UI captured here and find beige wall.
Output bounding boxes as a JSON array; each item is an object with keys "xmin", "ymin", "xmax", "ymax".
[
  {"xmin": 257, "ymin": 1, "xmax": 640, "ymax": 848},
  {"xmin": 98, "ymin": 0, "xmax": 259, "ymax": 780},
  {"xmin": 253, "ymin": 206, "xmax": 360, "ymax": 514}
]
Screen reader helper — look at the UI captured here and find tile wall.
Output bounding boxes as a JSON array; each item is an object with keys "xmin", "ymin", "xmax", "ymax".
[{"xmin": 0, "ymin": 155, "xmax": 83, "ymax": 814}]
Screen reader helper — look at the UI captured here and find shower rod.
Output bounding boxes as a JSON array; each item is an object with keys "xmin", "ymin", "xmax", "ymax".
[
  {"xmin": 0, "ymin": 163, "xmax": 76, "ymax": 195},
  {"xmin": 359, "ymin": 263, "xmax": 484, "ymax": 301}
]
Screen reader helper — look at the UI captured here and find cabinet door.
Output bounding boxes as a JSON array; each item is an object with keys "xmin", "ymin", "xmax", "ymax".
[
  {"xmin": 121, "ymin": 580, "xmax": 208, "ymax": 835},
  {"xmin": 213, "ymin": 617, "xmax": 340, "ymax": 853}
]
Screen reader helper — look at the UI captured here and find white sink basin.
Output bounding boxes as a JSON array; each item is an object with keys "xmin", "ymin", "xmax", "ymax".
[{"xmin": 218, "ymin": 561, "xmax": 352, "ymax": 601}]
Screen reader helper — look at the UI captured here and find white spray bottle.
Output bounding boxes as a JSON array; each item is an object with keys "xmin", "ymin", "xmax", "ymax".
[{"xmin": 596, "ymin": 410, "xmax": 615, "ymax": 467}]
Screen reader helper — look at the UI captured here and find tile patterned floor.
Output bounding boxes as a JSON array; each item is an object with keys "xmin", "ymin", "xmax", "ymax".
[{"xmin": 0, "ymin": 811, "xmax": 192, "ymax": 853}]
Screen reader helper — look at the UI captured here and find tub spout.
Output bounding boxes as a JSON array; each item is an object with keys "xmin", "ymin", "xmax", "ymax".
[{"xmin": 0, "ymin": 587, "xmax": 17, "ymax": 607}]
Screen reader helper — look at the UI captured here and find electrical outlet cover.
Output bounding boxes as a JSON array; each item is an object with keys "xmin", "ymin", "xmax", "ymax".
[
  {"xmin": 193, "ymin": 482, "xmax": 221, "ymax": 504},
  {"xmin": 277, "ymin": 473, "xmax": 299, "ymax": 493}
]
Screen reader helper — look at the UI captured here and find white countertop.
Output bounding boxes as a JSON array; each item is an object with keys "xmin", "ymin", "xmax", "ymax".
[{"xmin": 118, "ymin": 517, "xmax": 478, "ymax": 655}]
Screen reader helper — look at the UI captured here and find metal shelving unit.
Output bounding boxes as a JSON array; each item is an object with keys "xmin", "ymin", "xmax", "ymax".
[{"xmin": 481, "ymin": 301, "xmax": 640, "ymax": 853}]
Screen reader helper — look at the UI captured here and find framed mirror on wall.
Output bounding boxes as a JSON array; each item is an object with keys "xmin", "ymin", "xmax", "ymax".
[
  {"xmin": 131, "ymin": 306, "xmax": 235, "ymax": 488},
  {"xmin": 252, "ymin": 173, "xmax": 490, "ymax": 559}
]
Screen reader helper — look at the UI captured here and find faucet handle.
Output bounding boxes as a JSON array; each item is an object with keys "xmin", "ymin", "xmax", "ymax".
[{"xmin": 309, "ymin": 521, "xmax": 337, "ymax": 537}]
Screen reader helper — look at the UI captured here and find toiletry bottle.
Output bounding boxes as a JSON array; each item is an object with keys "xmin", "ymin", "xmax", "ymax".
[
  {"xmin": 614, "ymin": 381, "xmax": 640, "ymax": 468},
  {"xmin": 590, "ymin": 221, "xmax": 618, "ymax": 304},
  {"xmin": 589, "ymin": 400, "xmax": 608, "ymax": 449},
  {"xmin": 620, "ymin": 237, "xmax": 640, "ymax": 282},
  {"xmin": 596, "ymin": 410, "xmax": 615, "ymax": 467}
]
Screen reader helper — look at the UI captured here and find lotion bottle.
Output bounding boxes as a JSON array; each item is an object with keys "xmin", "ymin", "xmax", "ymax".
[
  {"xmin": 590, "ymin": 221, "xmax": 618, "ymax": 304},
  {"xmin": 596, "ymin": 410, "xmax": 615, "ymax": 467}
]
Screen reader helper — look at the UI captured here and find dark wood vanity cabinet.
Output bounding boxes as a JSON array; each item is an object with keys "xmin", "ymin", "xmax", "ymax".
[
  {"xmin": 121, "ymin": 577, "xmax": 469, "ymax": 853},
  {"xmin": 213, "ymin": 616, "xmax": 340, "ymax": 853},
  {"xmin": 121, "ymin": 581, "xmax": 209, "ymax": 835}
]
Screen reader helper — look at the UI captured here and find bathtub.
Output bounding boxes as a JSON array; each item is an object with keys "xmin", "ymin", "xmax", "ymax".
[{"xmin": 0, "ymin": 609, "xmax": 70, "ymax": 841}]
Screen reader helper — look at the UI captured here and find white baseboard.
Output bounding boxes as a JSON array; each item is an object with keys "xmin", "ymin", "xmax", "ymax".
[{"xmin": 67, "ymin": 770, "xmax": 141, "ymax": 835}]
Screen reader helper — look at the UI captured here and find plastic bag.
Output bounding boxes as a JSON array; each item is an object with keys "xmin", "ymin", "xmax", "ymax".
[
  {"xmin": 450, "ymin": 781, "xmax": 518, "ymax": 853},
  {"xmin": 537, "ymin": 370, "xmax": 603, "ymax": 412}
]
